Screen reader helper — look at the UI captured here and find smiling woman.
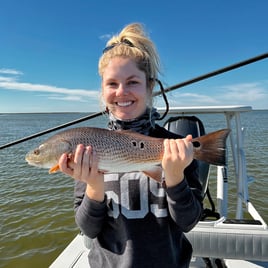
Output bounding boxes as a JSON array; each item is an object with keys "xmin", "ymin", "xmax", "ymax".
[
  {"xmin": 57, "ymin": 23, "xmax": 203, "ymax": 268},
  {"xmin": 98, "ymin": 26, "xmax": 161, "ymax": 121}
]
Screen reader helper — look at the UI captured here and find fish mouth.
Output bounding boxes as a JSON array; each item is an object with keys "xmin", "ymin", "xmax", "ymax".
[
  {"xmin": 25, "ymin": 154, "xmax": 46, "ymax": 166},
  {"xmin": 25, "ymin": 158, "xmax": 53, "ymax": 168},
  {"xmin": 25, "ymin": 157, "xmax": 41, "ymax": 165}
]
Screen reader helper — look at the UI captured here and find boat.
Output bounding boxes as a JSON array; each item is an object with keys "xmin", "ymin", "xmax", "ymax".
[{"xmin": 49, "ymin": 105, "xmax": 268, "ymax": 268}]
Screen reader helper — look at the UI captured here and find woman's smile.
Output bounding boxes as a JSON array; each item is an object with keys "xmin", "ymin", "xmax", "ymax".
[{"xmin": 116, "ymin": 101, "xmax": 133, "ymax": 107}]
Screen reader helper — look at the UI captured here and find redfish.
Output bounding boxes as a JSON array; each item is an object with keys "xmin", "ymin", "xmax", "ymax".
[{"xmin": 25, "ymin": 127, "xmax": 230, "ymax": 175}]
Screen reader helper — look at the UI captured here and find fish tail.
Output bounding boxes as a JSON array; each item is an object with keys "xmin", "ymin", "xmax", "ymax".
[{"xmin": 192, "ymin": 129, "xmax": 231, "ymax": 166}]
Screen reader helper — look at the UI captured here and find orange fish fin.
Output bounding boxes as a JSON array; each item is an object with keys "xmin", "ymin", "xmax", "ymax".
[
  {"xmin": 49, "ymin": 164, "xmax": 60, "ymax": 174},
  {"xmin": 143, "ymin": 166, "xmax": 163, "ymax": 183},
  {"xmin": 98, "ymin": 169, "xmax": 108, "ymax": 174}
]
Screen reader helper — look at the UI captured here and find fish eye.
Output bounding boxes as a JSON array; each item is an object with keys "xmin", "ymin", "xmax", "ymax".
[{"xmin": 34, "ymin": 149, "xmax": 40, "ymax": 155}]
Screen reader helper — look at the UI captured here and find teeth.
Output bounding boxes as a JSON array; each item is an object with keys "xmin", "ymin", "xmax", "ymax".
[{"xmin": 117, "ymin": 101, "xmax": 132, "ymax": 107}]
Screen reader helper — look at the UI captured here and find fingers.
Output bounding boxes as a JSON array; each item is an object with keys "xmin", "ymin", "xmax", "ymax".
[
  {"xmin": 72, "ymin": 144, "xmax": 84, "ymax": 178},
  {"xmin": 74, "ymin": 144, "xmax": 96, "ymax": 179},
  {"xmin": 164, "ymin": 138, "xmax": 188, "ymax": 157},
  {"xmin": 80, "ymin": 145, "xmax": 99, "ymax": 178},
  {"xmin": 163, "ymin": 138, "xmax": 193, "ymax": 165},
  {"xmin": 59, "ymin": 144, "xmax": 98, "ymax": 181},
  {"xmin": 59, "ymin": 153, "xmax": 74, "ymax": 176},
  {"xmin": 185, "ymin": 134, "xmax": 193, "ymax": 142},
  {"xmin": 163, "ymin": 139, "xmax": 171, "ymax": 155},
  {"xmin": 162, "ymin": 137, "xmax": 194, "ymax": 187},
  {"xmin": 90, "ymin": 149, "xmax": 99, "ymax": 175}
]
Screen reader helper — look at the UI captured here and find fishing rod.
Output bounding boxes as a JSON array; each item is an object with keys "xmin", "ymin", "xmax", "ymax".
[
  {"xmin": 153, "ymin": 52, "xmax": 268, "ymax": 96},
  {"xmin": 0, "ymin": 112, "xmax": 103, "ymax": 150},
  {"xmin": 0, "ymin": 52, "xmax": 267, "ymax": 150}
]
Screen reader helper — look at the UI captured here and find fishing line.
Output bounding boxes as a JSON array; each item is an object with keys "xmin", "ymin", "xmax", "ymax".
[
  {"xmin": 155, "ymin": 78, "xmax": 169, "ymax": 120},
  {"xmin": 0, "ymin": 52, "xmax": 267, "ymax": 150}
]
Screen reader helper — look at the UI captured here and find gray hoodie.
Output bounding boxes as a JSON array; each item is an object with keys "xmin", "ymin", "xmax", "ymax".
[{"xmin": 74, "ymin": 125, "xmax": 203, "ymax": 268}]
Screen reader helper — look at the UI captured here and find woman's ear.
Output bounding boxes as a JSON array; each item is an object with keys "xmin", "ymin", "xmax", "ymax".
[{"xmin": 148, "ymin": 78, "xmax": 155, "ymax": 92}]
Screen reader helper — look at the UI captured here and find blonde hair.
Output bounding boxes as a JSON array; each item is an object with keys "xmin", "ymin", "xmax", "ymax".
[{"xmin": 98, "ymin": 23, "xmax": 160, "ymax": 91}]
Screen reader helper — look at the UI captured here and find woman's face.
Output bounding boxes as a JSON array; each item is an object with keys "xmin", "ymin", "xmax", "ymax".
[{"xmin": 102, "ymin": 57, "xmax": 149, "ymax": 120}]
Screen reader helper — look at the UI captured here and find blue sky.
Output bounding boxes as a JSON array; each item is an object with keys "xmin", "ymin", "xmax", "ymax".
[{"xmin": 0, "ymin": 0, "xmax": 267, "ymax": 113}]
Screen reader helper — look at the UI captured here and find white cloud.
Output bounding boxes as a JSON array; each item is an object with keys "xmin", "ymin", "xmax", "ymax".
[
  {"xmin": 0, "ymin": 69, "xmax": 100, "ymax": 102},
  {"xmin": 162, "ymin": 81, "xmax": 268, "ymax": 109},
  {"xmin": 0, "ymin": 68, "xmax": 23, "ymax": 75},
  {"xmin": 180, "ymin": 93, "xmax": 219, "ymax": 104},
  {"xmin": 99, "ymin": 34, "xmax": 112, "ymax": 41},
  {"xmin": 0, "ymin": 76, "xmax": 16, "ymax": 82},
  {"xmin": 165, "ymin": 92, "xmax": 220, "ymax": 107},
  {"xmin": 219, "ymin": 82, "xmax": 267, "ymax": 102},
  {"xmin": 47, "ymin": 94, "xmax": 92, "ymax": 102},
  {"xmin": 0, "ymin": 80, "xmax": 98, "ymax": 97}
]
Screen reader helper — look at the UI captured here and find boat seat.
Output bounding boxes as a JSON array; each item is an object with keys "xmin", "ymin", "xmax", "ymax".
[
  {"xmin": 163, "ymin": 115, "xmax": 210, "ymax": 199},
  {"xmin": 185, "ymin": 218, "xmax": 268, "ymax": 261}
]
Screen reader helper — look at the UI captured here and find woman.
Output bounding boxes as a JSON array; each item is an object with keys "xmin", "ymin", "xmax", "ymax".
[{"xmin": 59, "ymin": 23, "xmax": 203, "ymax": 268}]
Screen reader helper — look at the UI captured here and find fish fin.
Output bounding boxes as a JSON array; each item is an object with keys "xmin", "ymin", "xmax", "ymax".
[
  {"xmin": 98, "ymin": 169, "xmax": 108, "ymax": 174},
  {"xmin": 49, "ymin": 164, "xmax": 60, "ymax": 174},
  {"xmin": 143, "ymin": 166, "xmax": 163, "ymax": 183},
  {"xmin": 192, "ymin": 128, "xmax": 231, "ymax": 166}
]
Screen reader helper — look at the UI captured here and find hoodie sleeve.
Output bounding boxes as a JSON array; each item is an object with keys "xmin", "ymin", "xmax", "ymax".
[
  {"xmin": 165, "ymin": 160, "xmax": 203, "ymax": 232},
  {"xmin": 74, "ymin": 181, "xmax": 107, "ymax": 238},
  {"xmin": 151, "ymin": 125, "xmax": 203, "ymax": 232}
]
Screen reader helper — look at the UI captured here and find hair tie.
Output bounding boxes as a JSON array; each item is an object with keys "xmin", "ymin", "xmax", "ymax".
[{"xmin": 103, "ymin": 39, "xmax": 134, "ymax": 54}]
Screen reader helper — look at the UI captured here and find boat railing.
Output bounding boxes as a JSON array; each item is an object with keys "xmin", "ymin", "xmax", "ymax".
[{"xmin": 158, "ymin": 106, "xmax": 268, "ymax": 261}]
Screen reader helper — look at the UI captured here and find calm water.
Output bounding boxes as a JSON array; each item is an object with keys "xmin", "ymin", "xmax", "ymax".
[{"xmin": 0, "ymin": 111, "xmax": 267, "ymax": 268}]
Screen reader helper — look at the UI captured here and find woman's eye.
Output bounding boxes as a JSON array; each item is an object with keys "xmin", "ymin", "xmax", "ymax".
[
  {"xmin": 128, "ymin": 80, "xmax": 139, "ymax": 85},
  {"xmin": 107, "ymin": 82, "xmax": 117, "ymax": 87}
]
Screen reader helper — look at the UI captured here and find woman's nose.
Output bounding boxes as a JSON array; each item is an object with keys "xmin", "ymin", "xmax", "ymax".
[{"xmin": 117, "ymin": 83, "xmax": 128, "ymax": 95}]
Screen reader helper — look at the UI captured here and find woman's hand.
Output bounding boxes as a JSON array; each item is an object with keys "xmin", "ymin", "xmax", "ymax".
[
  {"xmin": 59, "ymin": 144, "xmax": 105, "ymax": 202},
  {"xmin": 162, "ymin": 135, "xmax": 194, "ymax": 188}
]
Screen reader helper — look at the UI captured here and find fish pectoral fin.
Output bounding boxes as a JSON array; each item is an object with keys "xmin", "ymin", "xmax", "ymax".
[
  {"xmin": 143, "ymin": 166, "xmax": 163, "ymax": 183},
  {"xmin": 49, "ymin": 164, "xmax": 60, "ymax": 174},
  {"xmin": 98, "ymin": 169, "xmax": 108, "ymax": 174}
]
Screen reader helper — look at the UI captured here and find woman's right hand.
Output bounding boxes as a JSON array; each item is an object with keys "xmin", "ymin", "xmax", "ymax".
[{"xmin": 59, "ymin": 144, "xmax": 105, "ymax": 202}]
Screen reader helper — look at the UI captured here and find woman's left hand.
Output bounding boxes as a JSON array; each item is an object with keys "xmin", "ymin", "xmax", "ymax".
[{"xmin": 162, "ymin": 135, "xmax": 194, "ymax": 187}]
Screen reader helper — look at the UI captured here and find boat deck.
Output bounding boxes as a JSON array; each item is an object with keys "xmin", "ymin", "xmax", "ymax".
[{"xmin": 50, "ymin": 234, "xmax": 268, "ymax": 268}]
